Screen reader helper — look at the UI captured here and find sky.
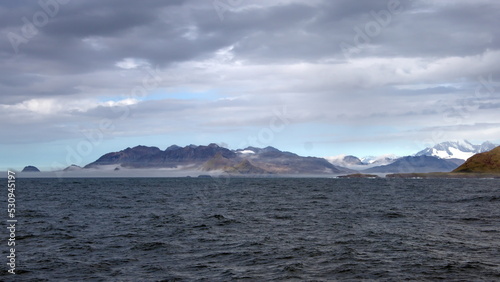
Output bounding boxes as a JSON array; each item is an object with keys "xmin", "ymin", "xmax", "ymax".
[{"xmin": 1, "ymin": 0, "xmax": 500, "ymax": 171}]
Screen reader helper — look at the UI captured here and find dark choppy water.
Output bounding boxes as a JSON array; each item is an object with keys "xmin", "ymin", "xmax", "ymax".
[{"xmin": 4, "ymin": 177, "xmax": 500, "ymax": 281}]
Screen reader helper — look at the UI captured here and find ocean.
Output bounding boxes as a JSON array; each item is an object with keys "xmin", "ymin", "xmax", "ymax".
[{"xmin": 5, "ymin": 177, "xmax": 500, "ymax": 281}]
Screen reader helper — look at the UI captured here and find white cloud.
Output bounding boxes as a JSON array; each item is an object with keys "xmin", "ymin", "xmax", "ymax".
[
  {"xmin": 1, "ymin": 97, "xmax": 140, "ymax": 116},
  {"xmin": 100, "ymin": 98, "xmax": 140, "ymax": 107},
  {"xmin": 10, "ymin": 99, "xmax": 61, "ymax": 115},
  {"xmin": 115, "ymin": 58, "xmax": 150, "ymax": 69}
]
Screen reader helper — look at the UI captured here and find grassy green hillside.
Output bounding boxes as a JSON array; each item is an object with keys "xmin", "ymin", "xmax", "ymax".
[{"xmin": 453, "ymin": 146, "xmax": 500, "ymax": 173}]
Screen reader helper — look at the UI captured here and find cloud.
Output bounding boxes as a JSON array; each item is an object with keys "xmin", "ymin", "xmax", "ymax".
[
  {"xmin": 115, "ymin": 58, "xmax": 150, "ymax": 69},
  {"xmin": 0, "ymin": 0, "xmax": 499, "ymax": 167}
]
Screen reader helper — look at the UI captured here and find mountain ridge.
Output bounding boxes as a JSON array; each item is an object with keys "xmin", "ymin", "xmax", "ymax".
[
  {"xmin": 453, "ymin": 146, "xmax": 500, "ymax": 173},
  {"xmin": 21, "ymin": 140, "xmax": 498, "ymax": 175},
  {"xmin": 363, "ymin": 155, "xmax": 459, "ymax": 173},
  {"xmin": 84, "ymin": 144, "xmax": 354, "ymax": 175},
  {"xmin": 324, "ymin": 140, "xmax": 496, "ymax": 173},
  {"xmin": 416, "ymin": 140, "xmax": 497, "ymax": 160}
]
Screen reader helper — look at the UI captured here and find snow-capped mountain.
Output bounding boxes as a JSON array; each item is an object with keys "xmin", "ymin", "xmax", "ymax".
[
  {"xmin": 326, "ymin": 154, "xmax": 397, "ymax": 169},
  {"xmin": 325, "ymin": 155, "xmax": 362, "ymax": 166},
  {"xmin": 360, "ymin": 154, "xmax": 399, "ymax": 166},
  {"xmin": 415, "ymin": 140, "xmax": 497, "ymax": 161}
]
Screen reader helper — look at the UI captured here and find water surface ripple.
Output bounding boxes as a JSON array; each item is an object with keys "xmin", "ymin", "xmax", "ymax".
[{"xmin": 7, "ymin": 178, "xmax": 500, "ymax": 281}]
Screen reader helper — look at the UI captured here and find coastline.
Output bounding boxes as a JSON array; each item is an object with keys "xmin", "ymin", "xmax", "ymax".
[{"xmin": 386, "ymin": 172, "xmax": 500, "ymax": 179}]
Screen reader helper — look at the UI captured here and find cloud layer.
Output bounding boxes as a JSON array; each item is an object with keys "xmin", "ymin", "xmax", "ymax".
[{"xmin": 1, "ymin": 0, "xmax": 499, "ymax": 169}]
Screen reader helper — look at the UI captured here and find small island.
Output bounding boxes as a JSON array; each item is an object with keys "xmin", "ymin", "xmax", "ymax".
[
  {"xmin": 21, "ymin": 165, "xmax": 40, "ymax": 172},
  {"xmin": 338, "ymin": 173, "xmax": 380, "ymax": 178}
]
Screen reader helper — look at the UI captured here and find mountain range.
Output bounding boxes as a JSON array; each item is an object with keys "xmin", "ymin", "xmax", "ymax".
[
  {"xmin": 325, "ymin": 154, "xmax": 397, "ymax": 170},
  {"xmin": 21, "ymin": 140, "xmax": 498, "ymax": 176},
  {"xmin": 326, "ymin": 140, "xmax": 496, "ymax": 173},
  {"xmin": 362, "ymin": 156, "xmax": 460, "ymax": 174},
  {"xmin": 84, "ymin": 143, "xmax": 354, "ymax": 175},
  {"xmin": 83, "ymin": 140, "xmax": 497, "ymax": 174},
  {"xmin": 415, "ymin": 140, "xmax": 497, "ymax": 160}
]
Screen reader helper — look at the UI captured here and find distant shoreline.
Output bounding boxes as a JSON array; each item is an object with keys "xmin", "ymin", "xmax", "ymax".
[
  {"xmin": 386, "ymin": 172, "xmax": 500, "ymax": 179},
  {"xmin": 3, "ymin": 171, "xmax": 500, "ymax": 179}
]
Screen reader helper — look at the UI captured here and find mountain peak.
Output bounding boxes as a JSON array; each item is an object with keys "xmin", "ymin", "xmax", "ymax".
[
  {"xmin": 416, "ymin": 140, "xmax": 497, "ymax": 161},
  {"xmin": 224, "ymin": 159, "xmax": 269, "ymax": 174},
  {"xmin": 22, "ymin": 165, "xmax": 40, "ymax": 172},
  {"xmin": 262, "ymin": 146, "xmax": 280, "ymax": 152},
  {"xmin": 63, "ymin": 164, "xmax": 82, "ymax": 171},
  {"xmin": 456, "ymin": 140, "xmax": 474, "ymax": 150},
  {"xmin": 166, "ymin": 145, "xmax": 181, "ymax": 151}
]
